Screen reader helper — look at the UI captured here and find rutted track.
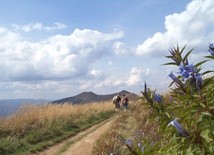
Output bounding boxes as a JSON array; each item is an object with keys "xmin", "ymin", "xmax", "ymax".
[{"xmin": 33, "ymin": 118, "xmax": 114, "ymax": 155}]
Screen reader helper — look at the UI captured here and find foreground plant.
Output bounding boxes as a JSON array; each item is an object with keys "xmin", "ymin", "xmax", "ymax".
[{"xmin": 126, "ymin": 44, "xmax": 214, "ymax": 154}]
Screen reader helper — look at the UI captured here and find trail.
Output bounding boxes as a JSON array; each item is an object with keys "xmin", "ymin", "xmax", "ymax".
[{"xmin": 33, "ymin": 118, "xmax": 114, "ymax": 155}]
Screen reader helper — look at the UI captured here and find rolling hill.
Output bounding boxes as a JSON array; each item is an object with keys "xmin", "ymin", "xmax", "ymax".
[{"xmin": 52, "ymin": 90, "xmax": 139, "ymax": 104}]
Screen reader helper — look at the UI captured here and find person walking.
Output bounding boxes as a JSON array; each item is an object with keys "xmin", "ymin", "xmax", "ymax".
[
  {"xmin": 122, "ymin": 94, "xmax": 129, "ymax": 111},
  {"xmin": 112, "ymin": 94, "xmax": 121, "ymax": 111}
]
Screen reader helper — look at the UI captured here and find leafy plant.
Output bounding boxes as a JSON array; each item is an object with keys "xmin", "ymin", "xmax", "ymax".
[{"xmin": 126, "ymin": 44, "xmax": 214, "ymax": 154}]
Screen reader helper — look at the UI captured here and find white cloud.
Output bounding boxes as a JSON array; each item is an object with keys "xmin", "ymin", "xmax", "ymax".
[
  {"xmin": 12, "ymin": 22, "xmax": 66, "ymax": 32},
  {"xmin": 127, "ymin": 67, "xmax": 142, "ymax": 86},
  {"xmin": 95, "ymin": 78, "xmax": 124, "ymax": 88},
  {"xmin": 90, "ymin": 69, "xmax": 104, "ymax": 78},
  {"xmin": 113, "ymin": 41, "xmax": 132, "ymax": 55},
  {"xmin": 136, "ymin": 0, "xmax": 214, "ymax": 56},
  {"xmin": 0, "ymin": 27, "xmax": 123, "ymax": 82}
]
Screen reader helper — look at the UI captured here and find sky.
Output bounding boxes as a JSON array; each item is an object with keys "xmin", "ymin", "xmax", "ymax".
[{"xmin": 0, "ymin": 0, "xmax": 213, "ymax": 100}]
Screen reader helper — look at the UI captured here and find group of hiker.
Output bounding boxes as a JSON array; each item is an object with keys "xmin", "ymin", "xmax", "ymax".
[{"xmin": 112, "ymin": 94, "xmax": 129, "ymax": 111}]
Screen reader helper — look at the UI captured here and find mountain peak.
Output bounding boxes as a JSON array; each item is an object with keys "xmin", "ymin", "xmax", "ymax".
[
  {"xmin": 119, "ymin": 90, "xmax": 131, "ymax": 95},
  {"xmin": 52, "ymin": 90, "xmax": 139, "ymax": 104}
]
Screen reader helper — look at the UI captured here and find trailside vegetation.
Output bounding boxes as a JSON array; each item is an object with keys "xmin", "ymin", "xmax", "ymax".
[
  {"xmin": 0, "ymin": 102, "xmax": 115, "ymax": 154},
  {"xmin": 93, "ymin": 44, "xmax": 214, "ymax": 155}
]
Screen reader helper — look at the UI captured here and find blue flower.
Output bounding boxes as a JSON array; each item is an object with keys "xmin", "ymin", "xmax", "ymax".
[
  {"xmin": 179, "ymin": 63, "xmax": 195, "ymax": 79},
  {"xmin": 208, "ymin": 43, "xmax": 214, "ymax": 56},
  {"xmin": 154, "ymin": 94, "xmax": 162, "ymax": 103},
  {"xmin": 186, "ymin": 64, "xmax": 195, "ymax": 73},
  {"xmin": 125, "ymin": 139, "xmax": 132, "ymax": 146},
  {"xmin": 168, "ymin": 118, "xmax": 190, "ymax": 138},
  {"xmin": 195, "ymin": 73, "xmax": 203, "ymax": 90},
  {"xmin": 181, "ymin": 70, "xmax": 189, "ymax": 78},
  {"xmin": 169, "ymin": 72, "xmax": 179, "ymax": 83},
  {"xmin": 179, "ymin": 64, "xmax": 185, "ymax": 73}
]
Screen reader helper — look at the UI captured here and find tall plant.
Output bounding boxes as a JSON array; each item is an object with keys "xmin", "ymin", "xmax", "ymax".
[{"xmin": 125, "ymin": 44, "xmax": 214, "ymax": 154}]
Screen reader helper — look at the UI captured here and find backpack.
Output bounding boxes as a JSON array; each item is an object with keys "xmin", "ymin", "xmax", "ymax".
[
  {"xmin": 112, "ymin": 96, "xmax": 118, "ymax": 104},
  {"xmin": 122, "ymin": 97, "xmax": 128, "ymax": 104}
]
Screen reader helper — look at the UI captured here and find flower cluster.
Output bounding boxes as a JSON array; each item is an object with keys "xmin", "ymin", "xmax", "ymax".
[
  {"xmin": 168, "ymin": 57, "xmax": 203, "ymax": 92},
  {"xmin": 154, "ymin": 94, "xmax": 162, "ymax": 103},
  {"xmin": 179, "ymin": 63, "xmax": 195, "ymax": 79}
]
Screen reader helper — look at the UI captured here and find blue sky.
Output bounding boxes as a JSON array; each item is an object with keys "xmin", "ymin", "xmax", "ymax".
[{"xmin": 0, "ymin": 0, "xmax": 213, "ymax": 100}]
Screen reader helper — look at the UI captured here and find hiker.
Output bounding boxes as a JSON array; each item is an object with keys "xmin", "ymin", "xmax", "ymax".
[
  {"xmin": 112, "ymin": 94, "xmax": 121, "ymax": 111},
  {"xmin": 122, "ymin": 94, "xmax": 129, "ymax": 110}
]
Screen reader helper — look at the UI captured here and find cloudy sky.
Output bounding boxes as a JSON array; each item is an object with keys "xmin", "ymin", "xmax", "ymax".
[{"xmin": 0, "ymin": 0, "xmax": 213, "ymax": 100}]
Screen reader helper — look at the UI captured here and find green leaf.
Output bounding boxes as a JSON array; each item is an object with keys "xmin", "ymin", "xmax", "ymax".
[
  {"xmin": 205, "ymin": 55, "xmax": 214, "ymax": 59},
  {"xmin": 199, "ymin": 102, "xmax": 206, "ymax": 108},
  {"xmin": 163, "ymin": 62, "xmax": 178, "ymax": 66},
  {"xmin": 200, "ymin": 129, "xmax": 213, "ymax": 142},
  {"xmin": 202, "ymin": 70, "xmax": 214, "ymax": 76},
  {"xmin": 195, "ymin": 60, "xmax": 208, "ymax": 68},
  {"xmin": 201, "ymin": 111, "xmax": 213, "ymax": 117},
  {"xmin": 165, "ymin": 55, "xmax": 173, "ymax": 58},
  {"xmin": 183, "ymin": 48, "xmax": 194, "ymax": 62},
  {"xmin": 180, "ymin": 45, "xmax": 186, "ymax": 55},
  {"xmin": 202, "ymin": 76, "xmax": 214, "ymax": 88}
]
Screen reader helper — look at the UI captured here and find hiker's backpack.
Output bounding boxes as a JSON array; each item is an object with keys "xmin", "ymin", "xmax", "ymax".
[
  {"xmin": 122, "ymin": 97, "xmax": 128, "ymax": 104},
  {"xmin": 112, "ymin": 96, "xmax": 118, "ymax": 104}
]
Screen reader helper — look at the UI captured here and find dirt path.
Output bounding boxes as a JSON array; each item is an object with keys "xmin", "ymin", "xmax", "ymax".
[{"xmin": 34, "ymin": 118, "xmax": 114, "ymax": 155}]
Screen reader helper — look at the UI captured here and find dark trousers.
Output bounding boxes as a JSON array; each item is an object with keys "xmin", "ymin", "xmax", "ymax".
[{"xmin": 123, "ymin": 102, "xmax": 128, "ymax": 109}]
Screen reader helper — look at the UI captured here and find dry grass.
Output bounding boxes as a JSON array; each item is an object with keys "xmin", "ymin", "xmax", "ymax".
[
  {"xmin": 0, "ymin": 101, "xmax": 115, "ymax": 154},
  {"xmin": 92, "ymin": 101, "xmax": 153, "ymax": 154},
  {"xmin": 0, "ymin": 101, "xmax": 115, "ymax": 137}
]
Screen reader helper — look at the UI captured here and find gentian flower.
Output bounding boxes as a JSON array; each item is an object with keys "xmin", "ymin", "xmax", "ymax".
[
  {"xmin": 186, "ymin": 64, "xmax": 195, "ymax": 73},
  {"xmin": 195, "ymin": 73, "xmax": 203, "ymax": 90},
  {"xmin": 169, "ymin": 72, "xmax": 179, "ymax": 83},
  {"xmin": 181, "ymin": 70, "xmax": 189, "ymax": 78},
  {"xmin": 208, "ymin": 43, "xmax": 214, "ymax": 56},
  {"xmin": 179, "ymin": 64, "xmax": 185, "ymax": 73},
  {"xmin": 154, "ymin": 94, "xmax": 162, "ymax": 103},
  {"xmin": 179, "ymin": 63, "xmax": 195, "ymax": 79},
  {"xmin": 125, "ymin": 139, "xmax": 132, "ymax": 146},
  {"xmin": 168, "ymin": 118, "xmax": 190, "ymax": 138}
]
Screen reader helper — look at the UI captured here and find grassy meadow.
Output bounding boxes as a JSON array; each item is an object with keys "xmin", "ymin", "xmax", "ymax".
[{"xmin": 0, "ymin": 101, "xmax": 115, "ymax": 154}]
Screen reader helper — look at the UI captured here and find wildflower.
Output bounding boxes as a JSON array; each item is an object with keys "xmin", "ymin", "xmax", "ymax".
[
  {"xmin": 125, "ymin": 139, "xmax": 132, "ymax": 146},
  {"xmin": 186, "ymin": 64, "xmax": 195, "ymax": 73},
  {"xmin": 154, "ymin": 94, "xmax": 162, "ymax": 103},
  {"xmin": 168, "ymin": 118, "xmax": 190, "ymax": 138},
  {"xmin": 179, "ymin": 63, "xmax": 195, "ymax": 79},
  {"xmin": 169, "ymin": 72, "xmax": 179, "ymax": 83},
  {"xmin": 181, "ymin": 70, "xmax": 189, "ymax": 78},
  {"xmin": 195, "ymin": 73, "xmax": 203, "ymax": 90},
  {"xmin": 208, "ymin": 43, "xmax": 214, "ymax": 56}
]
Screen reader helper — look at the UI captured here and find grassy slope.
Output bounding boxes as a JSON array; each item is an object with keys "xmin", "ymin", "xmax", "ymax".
[{"xmin": 0, "ymin": 102, "xmax": 115, "ymax": 155}]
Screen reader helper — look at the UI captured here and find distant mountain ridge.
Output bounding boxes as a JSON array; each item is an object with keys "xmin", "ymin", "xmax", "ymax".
[
  {"xmin": 52, "ymin": 90, "xmax": 139, "ymax": 104},
  {"xmin": 0, "ymin": 99, "xmax": 49, "ymax": 117}
]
